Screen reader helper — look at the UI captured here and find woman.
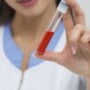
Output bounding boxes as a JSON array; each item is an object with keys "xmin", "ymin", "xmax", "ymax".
[{"xmin": 0, "ymin": 0, "xmax": 88, "ymax": 90}]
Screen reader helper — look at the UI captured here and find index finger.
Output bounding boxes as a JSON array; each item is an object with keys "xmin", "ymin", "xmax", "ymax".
[{"xmin": 66, "ymin": 0, "xmax": 85, "ymax": 25}]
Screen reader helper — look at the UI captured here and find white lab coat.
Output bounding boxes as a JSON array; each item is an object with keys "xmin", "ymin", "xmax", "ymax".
[{"xmin": 0, "ymin": 26, "xmax": 86, "ymax": 90}]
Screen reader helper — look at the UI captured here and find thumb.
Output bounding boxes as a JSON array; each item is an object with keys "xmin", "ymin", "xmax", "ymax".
[{"xmin": 35, "ymin": 51, "xmax": 67, "ymax": 66}]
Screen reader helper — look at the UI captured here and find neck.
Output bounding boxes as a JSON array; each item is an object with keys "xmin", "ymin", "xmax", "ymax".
[{"xmin": 10, "ymin": 3, "xmax": 57, "ymax": 53}]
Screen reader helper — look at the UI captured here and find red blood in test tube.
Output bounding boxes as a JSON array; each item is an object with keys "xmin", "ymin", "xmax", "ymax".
[{"xmin": 37, "ymin": 31, "xmax": 54, "ymax": 55}]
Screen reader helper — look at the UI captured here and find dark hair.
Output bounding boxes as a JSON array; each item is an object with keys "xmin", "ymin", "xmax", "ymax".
[
  {"xmin": 56, "ymin": 0, "xmax": 61, "ymax": 6},
  {"xmin": 0, "ymin": 0, "xmax": 61, "ymax": 25},
  {"xmin": 0, "ymin": 1, "xmax": 15, "ymax": 25}
]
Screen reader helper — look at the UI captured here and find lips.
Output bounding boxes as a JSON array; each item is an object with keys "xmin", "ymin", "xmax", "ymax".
[
  {"xmin": 16, "ymin": 0, "xmax": 32, "ymax": 3},
  {"xmin": 16, "ymin": 0, "xmax": 37, "ymax": 7}
]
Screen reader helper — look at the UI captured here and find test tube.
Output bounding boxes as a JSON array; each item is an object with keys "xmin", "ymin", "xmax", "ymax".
[{"xmin": 36, "ymin": 0, "xmax": 68, "ymax": 55}]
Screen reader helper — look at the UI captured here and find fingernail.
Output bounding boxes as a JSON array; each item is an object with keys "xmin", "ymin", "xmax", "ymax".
[{"xmin": 71, "ymin": 45, "xmax": 77, "ymax": 55}]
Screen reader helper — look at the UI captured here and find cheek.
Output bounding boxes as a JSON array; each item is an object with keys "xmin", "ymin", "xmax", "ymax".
[{"xmin": 5, "ymin": 0, "xmax": 18, "ymax": 10}]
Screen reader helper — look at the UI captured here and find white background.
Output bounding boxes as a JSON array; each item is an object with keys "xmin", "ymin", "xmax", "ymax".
[{"xmin": 77, "ymin": 0, "xmax": 90, "ymax": 28}]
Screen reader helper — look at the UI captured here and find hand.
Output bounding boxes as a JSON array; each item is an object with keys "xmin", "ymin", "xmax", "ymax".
[{"xmin": 36, "ymin": 0, "xmax": 90, "ymax": 79}]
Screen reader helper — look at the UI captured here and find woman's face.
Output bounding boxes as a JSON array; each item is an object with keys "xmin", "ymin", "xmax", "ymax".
[{"xmin": 5, "ymin": 0, "xmax": 56, "ymax": 17}]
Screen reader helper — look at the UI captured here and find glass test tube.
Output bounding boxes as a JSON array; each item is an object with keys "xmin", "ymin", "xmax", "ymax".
[{"xmin": 36, "ymin": 11, "xmax": 63, "ymax": 55}]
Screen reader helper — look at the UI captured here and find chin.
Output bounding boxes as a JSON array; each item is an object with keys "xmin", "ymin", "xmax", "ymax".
[{"xmin": 19, "ymin": 9, "xmax": 45, "ymax": 18}]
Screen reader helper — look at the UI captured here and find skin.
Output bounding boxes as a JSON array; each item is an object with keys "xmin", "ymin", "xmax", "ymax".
[
  {"xmin": 5, "ymin": 0, "xmax": 90, "ymax": 89},
  {"xmin": 36, "ymin": 0, "xmax": 90, "ymax": 89}
]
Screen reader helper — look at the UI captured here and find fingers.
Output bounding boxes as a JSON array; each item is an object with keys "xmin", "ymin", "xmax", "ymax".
[
  {"xmin": 69, "ymin": 24, "xmax": 90, "ymax": 45},
  {"xmin": 68, "ymin": 24, "xmax": 90, "ymax": 56},
  {"xmin": 81, "ymin": 30, "xmax": 90, "ymax": 44},
  {"xmin": 68, "ymin": 24, "xmax": 85, "ymax": 54},
  {"xmin": 63, "ymin": 9, "xmax": 74, "ymax": 35},
  {"xmin": 69, "ymin": 24, "xmax": 84, "ymax": 43},
  {"xmin": 36, "ymin": 51, "xmax": 59, "ymax": 61},
  {"xmin": 63, "ymin": 0, "xmax": 85, "ymax": 40},
  {"xmin": 35, "ymin": 51, "xmax": 65, "ymax": 65},
  {"xmin": 66, "ymin": 0, "xmax": 85, "ymax": 25}
]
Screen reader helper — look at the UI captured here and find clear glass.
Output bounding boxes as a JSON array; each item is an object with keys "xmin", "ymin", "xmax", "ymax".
[
  {"xmin": 36, "ymin": 11, "xmax": 63, "ymax": 55},
  {"xmin": 47, "ymin": 11, "xmax": 63, "ymax": 32}
]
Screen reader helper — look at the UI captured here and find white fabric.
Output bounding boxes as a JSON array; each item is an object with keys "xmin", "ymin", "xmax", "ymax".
[{"xmin": 0, "ymin": 26, "xmax": 86, "ymax": 90}]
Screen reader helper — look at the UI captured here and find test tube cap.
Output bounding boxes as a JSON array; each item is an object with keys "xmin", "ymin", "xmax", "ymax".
[{"xmin": 57, "ymin": 0, "xmax": 68, "ymax": 14}]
